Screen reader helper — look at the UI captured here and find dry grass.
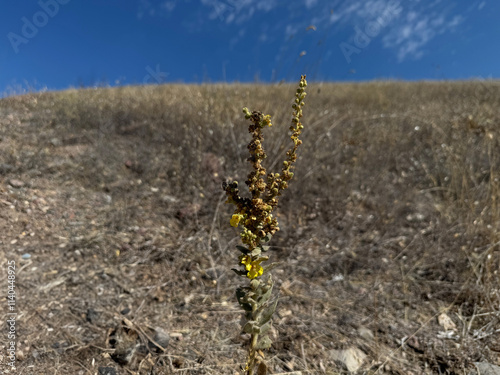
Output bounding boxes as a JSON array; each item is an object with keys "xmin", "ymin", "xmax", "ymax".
[{"xmin": 0, "ymin": 80, "xmax": 499, "ymax": 374}]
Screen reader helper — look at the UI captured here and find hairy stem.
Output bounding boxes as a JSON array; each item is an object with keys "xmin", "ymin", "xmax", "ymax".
[{"xmin": 247, "ymin": 332, "xmax": 259, "ymax": 375}]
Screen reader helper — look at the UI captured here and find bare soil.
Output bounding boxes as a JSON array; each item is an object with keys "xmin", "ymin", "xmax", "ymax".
[{"xmin": 0, "ymin": 81, "xmax": 499, "ymax": 374}]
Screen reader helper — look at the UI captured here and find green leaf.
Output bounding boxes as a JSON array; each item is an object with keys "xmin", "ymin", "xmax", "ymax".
[
  {"xmin": 257, "ymin": 282, "xmax": 273, "ymax": 304},
  {"xmin": 255, "ymin": 334, "xmax": 272, "ymax": 350},
  {"xmin": 259, "ymin": 321, "xmax": 272, "ymax": 335},
  {"xmin": 236, "ymin": 245, "xmax": 250, "ymax": 254},
  {"xmin": 262, "ymin": 262, "xmax": 280, "ymax": 275},
  {"xmin": 256, "ymin": 298, "xmax": 278, "ymax": 326},
  {"xmin": 250, "ymin": 248, "xmax": 262, "ymax": 257},
  {"xmin": 262, "ymin": 233, "xmax": 272, "ymax": 243},
  {"xmin": 243, "ymin": 321, "xmax": 255, "ymax": 334},
  {"xmin": 236, "ymin": 288, "xmax": 253, "ymax": 312},
  {"xmin": 261, "ymin": 245, "xmax": 270, "ymax": 252},
  {"xmin": 250, "ymin": 279, "xmax": 261, "ymax": 289}
]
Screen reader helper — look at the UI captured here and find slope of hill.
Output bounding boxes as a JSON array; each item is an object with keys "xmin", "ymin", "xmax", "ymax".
[{"xmin": 1, "ymin": 81, "xmax": 499, "ymax": 374}]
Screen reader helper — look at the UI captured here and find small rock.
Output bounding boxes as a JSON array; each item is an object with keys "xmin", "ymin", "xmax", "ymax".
[
  {"xmin": 405, "ymin": 336, "xmax": 423, "ymax": 353},
  {"xmin": 98, "ymin": 367, "xmax": 117, "ymax": 375},
  {"xmin": 330, "ymin": 347, "xmax": 367, "ymax": 372},
  {"xmin": 86, "ymin": 308, "xmax": 99, "ymax": 324},
  {"xmin": 406, "ymin": 213, "xmax": 425, "ymax": 222},
  {"xmin": 21, "ymin": 253, "xmax": 31, "ymax": 260},
  {"xmin": 438, "ymin": 312, "xmax": 457, "ymax": 331},
  {"xmin": 124, "ymin": 160, "xmax": 144, "ymax": 174},
  {"xmin": 149, "ymin": 327, "xmax": 169, "ymax": 351},
  {"xmin": 16, "ymin": 350, "xmax": 24, "ymax": 361},
  {"xmin": 357, "ymin": 326, "xmax": 374, "ymax": 341},
  {"xmin": 8, "ymin": 179, "xmax": 25, "ymax": 188},
  {"xmin": 474, "ymin": 362, "xmax": 500, "ymax": 375},
  {"xmin": 161, "ymin": 195, "xmax": 178, "ymax": 203},
  {"xmin": 50, "ymin": 138, "xmax": 62, "ymax": 147},
  {"xmin": 120, "ymin": 307, "xmax": 130, "ymax": 315}
]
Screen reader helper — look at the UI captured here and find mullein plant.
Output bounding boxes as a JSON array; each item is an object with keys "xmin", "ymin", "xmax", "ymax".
[{"xmin": 223, "ymin": 75, "xmax": 307, "ymax": 375}]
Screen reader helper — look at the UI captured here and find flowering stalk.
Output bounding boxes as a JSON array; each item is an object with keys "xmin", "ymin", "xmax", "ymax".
[{"xmin": 223, "ymin": 75, "xmax": 307, "ymax": 375}]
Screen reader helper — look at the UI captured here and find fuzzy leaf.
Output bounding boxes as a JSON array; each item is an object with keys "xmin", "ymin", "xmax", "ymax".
[
  {"xmin": 236, "ymin": 288, "xmax": 253, "ymax": 312},
  {"xmin": 250, "ymin": 279, "xmax": 261, "ymax": 289},
  {"xmin": 261, "ymin": 245, "xmax": 270, "ymax": 252},
  {"xmin": 250, "ymin": 248, "xmax": 262, "ymax": 257},
  {"xmin": 262, "ymin": 233, "xmax": 272, "ymax": 243},
  {"xmin": 256, "ymin": 298, "xmax": 278, "ymax": 326},
  {"xmin": 257, "ymin": 282, "xmax": 273, "ymax": 305},
  {"xmin": 243, "ymin": 321, "xmax": 256, "ymax": 334},
  {"xmin": 262, "ymin": 262, "xmax": 280, "ymax": 275},
  {"xmin": 236, "ymin": 245, "xmax": 250, "ymax": 254},
  {"xmin": 255, "ymin": 334, "xmax": 272, "ymax": 350},
  {"xmin": 259, "ymin": 320, "xmax": 272, "ymax": 335}
]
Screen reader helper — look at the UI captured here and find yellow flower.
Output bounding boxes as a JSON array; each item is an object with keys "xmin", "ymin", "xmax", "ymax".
[
  {"xmin": 263, "ymin": 114, "xmax": 272, "ymax": 127},
  {"xmin": 247, "ymin": 261, "xmax": 264, "ymax": 279},
  {"xmin": 240, "ymin": 256, "xmax": 264, "ymax": 279},
  {"xmin": 241, "ymin": 255, "xmax": 252, "ymax": 270},
  {"xmin": 230, "ymin": 214, "xmax": 244, "ymax": 227}
]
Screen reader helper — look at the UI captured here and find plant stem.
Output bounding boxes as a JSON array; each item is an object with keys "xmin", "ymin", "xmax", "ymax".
[{"xmin": 247, "ymin": 332, "xmax": 259, "ymax": 375}]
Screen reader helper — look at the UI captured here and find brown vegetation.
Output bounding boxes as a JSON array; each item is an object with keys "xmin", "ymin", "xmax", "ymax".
[{"xmin": 0, "ymin": 80, "xmax": 499, "ymax": 374}]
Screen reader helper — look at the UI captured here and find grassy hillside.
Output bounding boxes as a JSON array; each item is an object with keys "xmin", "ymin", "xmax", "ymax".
[{"xmin": 0, "ymin": 81, "xmax": 499, "ymax": 374}]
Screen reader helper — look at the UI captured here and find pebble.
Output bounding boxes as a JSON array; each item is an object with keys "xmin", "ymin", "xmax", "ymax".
[
  {"xmin": 151, "ymin": 327, "xmax": 170, "ymax": 350},
  {"xmin": 161, "ymin": 195, "xmax": 177, "ymax": 203},
  {"xmin": 358, "ymin": 326, "xmax": 374, "ymax": 341},
  {"xmin": 330, "ymin": 347, "xmax": 367, "ymax": 372},
  {"xmin": 21, "ymin": 253, "xmax": 31, "ymax": 260},
  {"xmin": 473, "ymin": 362, "xmax": 500, "ymax": 375},
  {"xmin": 16, "ymin": 350, "xmax": 24, "ymax": 361},
  {"xmin": 8, "ymin": 179, "xmax": 25, "ymax": 188}
]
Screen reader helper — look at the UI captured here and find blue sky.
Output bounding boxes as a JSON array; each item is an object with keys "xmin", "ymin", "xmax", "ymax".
[{"xmin": 1, "ymin": 0, "xmax": 498, "ymax": 95}]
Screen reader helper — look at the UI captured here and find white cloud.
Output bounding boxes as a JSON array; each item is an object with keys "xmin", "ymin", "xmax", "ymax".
[
  {"xmin": 305, "ymin": 0, "xmax": 317, "ymax": 9},
  {"xmin": 383, "ymin": 8, "xmax": 465, "ymax": 62},
  {"xmin": 162, "ymin": 1, "xmax": 176, "ymax": 12},
  {"xmin": 138, "ymin": 0, "xmax": 176, "ymax": 18},
  {"xmin": 448, "ymin": 15, "xmax": 463, "ymax": 28},
  {"xmin": 356, "ymin": 0, "xmax": 393, "ymax": 19},
  {"xmin": 197, "ymin": 0, "xmax": 277, "ymax": 24},
  {"xmin": 137, "ymin": 0, "xmax": 472, "ymax": 64},
  {"xmin": 285, "ymin": 24, "xmax": 298, "ymax": 38},
  {"xmin": 256, "ymin": 0, "xmax": 277, "ymax": 12},
  {"xmin": 407, "ymin": 11, "xmax": 418, "ymax": 22}
]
